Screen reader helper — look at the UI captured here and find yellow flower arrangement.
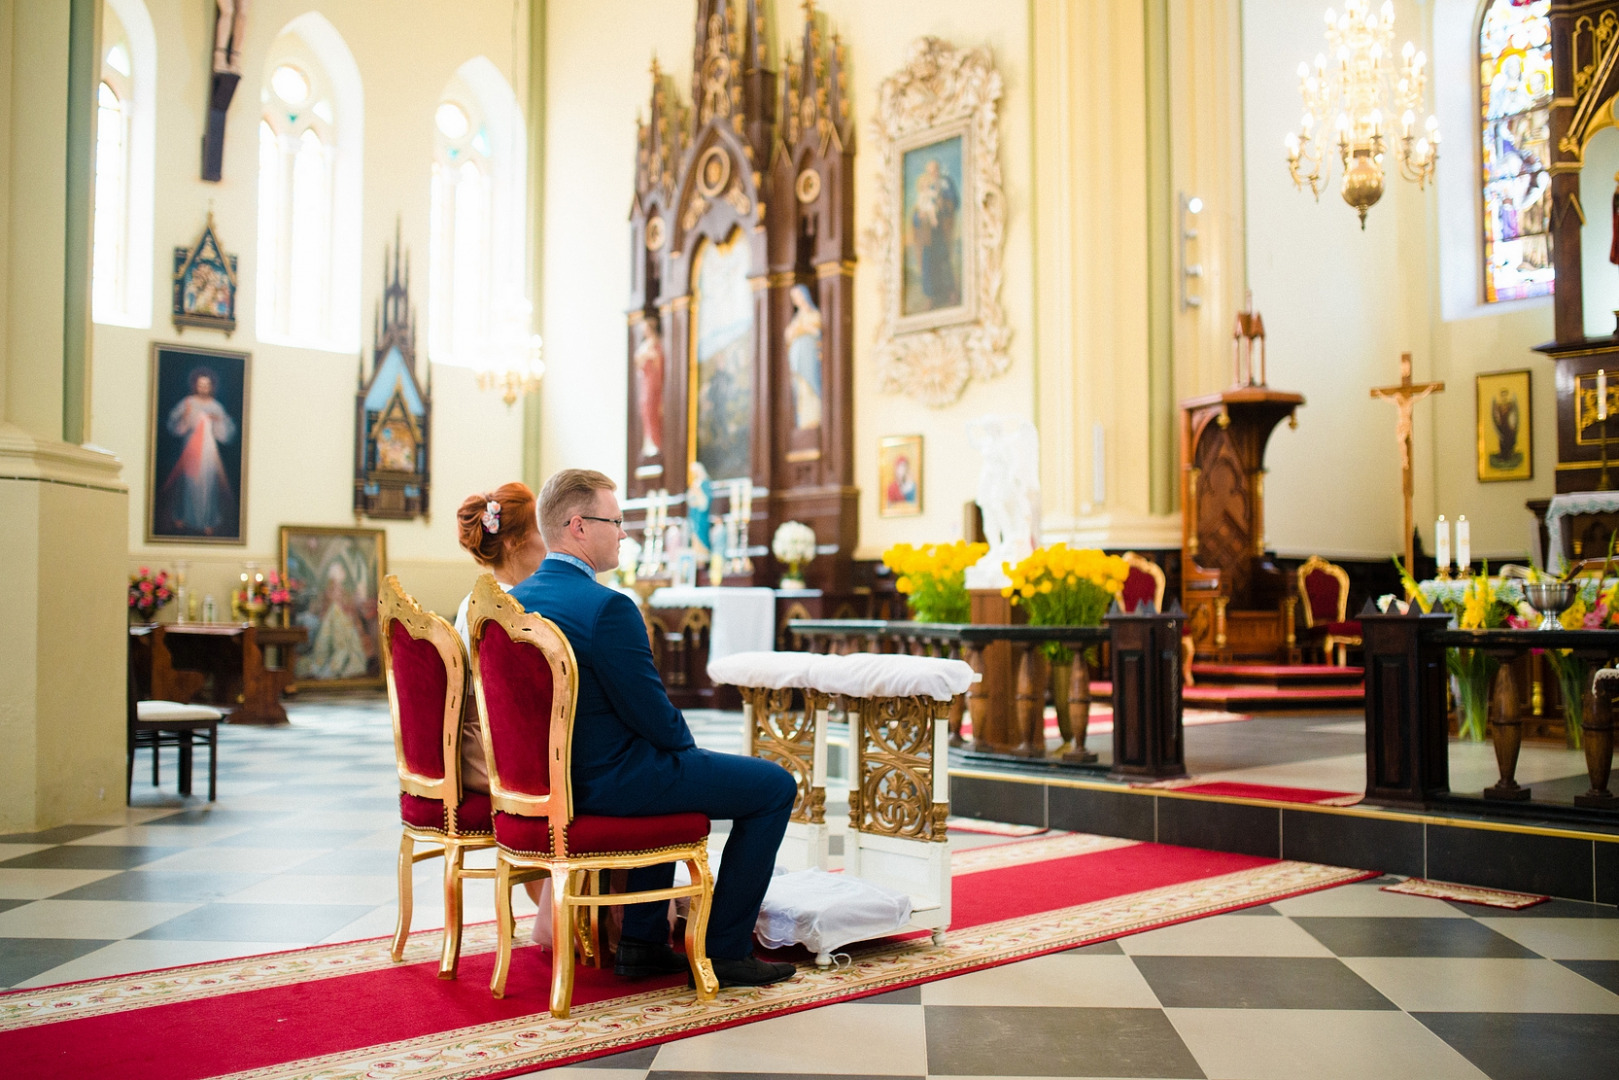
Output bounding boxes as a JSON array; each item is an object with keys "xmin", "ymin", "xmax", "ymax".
[
  {"xmin": 882, "ymin": 540, "xmax": 989, "ymax": 623},
  {"xmin": 1001, "ymin": 545, "xmax": 1129, "ymax": 643}
]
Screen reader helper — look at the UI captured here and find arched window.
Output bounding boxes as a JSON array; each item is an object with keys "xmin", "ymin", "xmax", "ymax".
[
  {"xmin": 92, "ymin": 0, "xmax": 155, "ymax": 328},
  {"xmin": 256, "ymin": 15, "xmax": 362, "ymax": 351},
  {"xmin": 1480, "ymin": 0, "xmax": 1553, "ymax": 303},
  {"xmin": 428, "ymin": 58, "xmax": 527, "ymax": 367}
]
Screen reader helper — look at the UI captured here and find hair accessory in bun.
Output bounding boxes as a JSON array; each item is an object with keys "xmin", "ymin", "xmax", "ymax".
[{"xmin": 481, "ymin": 499, "xmax": 501, "ymax": 534}]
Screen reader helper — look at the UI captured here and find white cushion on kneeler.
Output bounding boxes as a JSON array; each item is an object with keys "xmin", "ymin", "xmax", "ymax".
[
  {"xmin": 806, "ymin": 652, "xmax": 976, "ymax": 702},
  {"xmin": 755, "ymin": 868, "xmax": 914, "ymax": 954},
  {"xmin": 707, "ymin": 650, "xmax": 819, "ymax": 690},
  {"xmin": 136, "ymin": 700, "xmax": 224, "ymax": 722}
]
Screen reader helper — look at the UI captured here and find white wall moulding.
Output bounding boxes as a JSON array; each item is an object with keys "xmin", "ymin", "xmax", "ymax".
[{"xmin": 864, "ymin": 37, "xmax": 1010, "ymax": 407}]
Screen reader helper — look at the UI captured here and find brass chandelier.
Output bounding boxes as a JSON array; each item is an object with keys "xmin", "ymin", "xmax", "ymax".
[{"xmin": 1284, "ymin": 1, "xmax": 1439, "ymax": 229}]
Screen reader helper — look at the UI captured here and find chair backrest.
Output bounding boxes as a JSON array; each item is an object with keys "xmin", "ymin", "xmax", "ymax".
[
  {"xmin": 1120, "ymin": 552, "xmax": 1166, "ymax": 614},
  {"xmin": 379, "ymin": 575, "xmax": 467, "ymax": 806},
  {"xmin": 1297, "ymin": 555, "xmax": 1349, "ymax": 627},
  {"xmin": 466, "ymin": 573, "xmax": 579, "ymax": 844}
]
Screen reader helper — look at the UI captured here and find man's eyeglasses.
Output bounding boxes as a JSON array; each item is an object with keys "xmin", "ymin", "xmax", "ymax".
[{"xmin": 577, "ymin": 515, "xmax": 624, "ymax": 528}]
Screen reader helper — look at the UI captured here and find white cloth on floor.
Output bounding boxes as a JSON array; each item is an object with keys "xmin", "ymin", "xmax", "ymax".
[
  {"xmin": 755, "ymin": 867, "xmax": 914, "ymax": 954},
  {"xmin": 707, "ymin": 650, "xmax": 819, "ymax": 689},
  {"xmin": 649, "ymin": 586, "xmax": 776, "ymax": 659},
  {"xmin": 806, "ymin": 652, "xmax": 977, "ymax": 702}
]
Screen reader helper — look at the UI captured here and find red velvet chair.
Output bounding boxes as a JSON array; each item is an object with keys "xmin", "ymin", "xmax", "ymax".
[
  {"xmin": 466, "ymin": 573, "xmax": 719, "ymax": 1016},
  {"xmin": 379, "ymin": 575, "xmax": 496, "ymax": 979},
  {"xmin": 1297, "ymin": 556, "xmax": 1360, "ymax": 665}
]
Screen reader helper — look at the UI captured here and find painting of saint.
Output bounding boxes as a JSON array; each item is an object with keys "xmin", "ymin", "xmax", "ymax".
[
  {"xmin": 634, "ymin": 311, "xmax": 666, "ymax": 459},
  {"xmin": 172, "ymin": 216, "xmax": 238, "ymax": 332},
  {"xmin": 691, "ymin": 231, "xmax": 754, "ymax": 481},
  {"xmin": 1476, "ymin": 369, "xmax": 1533, "ymax": 482},
  {"xmin": 878, "ymin": 435, "xmax": 923, "ymax": 517},
  {"xmin": 785, "ymin": 284, "xmax": 823, "ymax": 430},
  {"xmin": 901, "ymin": 134, "xmax": 964, "ymax": 317},
  {"xmin": 147, "ymin": 345, "xmax": 248, "ymax": 543},
  {"xmin": 281, "ymin": 526, "xmax": 386, "ymax": 686}
]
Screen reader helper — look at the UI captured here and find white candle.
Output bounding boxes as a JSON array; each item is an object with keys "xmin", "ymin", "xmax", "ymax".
[
  {"xmin": 1601, "ymin": 369, "xmax": 1609, "ymax": 421},
  {"xmin": 1456, "ymin": 516, "xmax": 1470, "ymax": 570},
  {"xmin": 1435, "ymin": 515, "xmax": 1450, "ymax": 570}
]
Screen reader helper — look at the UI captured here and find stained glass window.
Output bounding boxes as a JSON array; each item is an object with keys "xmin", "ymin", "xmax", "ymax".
[{"xmin": 1480, "ymin": 0, "xmax": 1554, "ymax": 303}]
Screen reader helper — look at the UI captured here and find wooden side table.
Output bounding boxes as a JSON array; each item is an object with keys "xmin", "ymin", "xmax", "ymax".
[{"xmin": 132, "ymin": 623, "xmax": 307, "ymax": 725}]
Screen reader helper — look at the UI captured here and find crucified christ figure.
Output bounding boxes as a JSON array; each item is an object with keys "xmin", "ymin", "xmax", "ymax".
[
  {"xmin": 214, "ymin": 0, "xmax": 250, "ymax": 76},
  {"xmin": 1370, "ymin": 352, "xmax": 1444, "ymax": 573}
]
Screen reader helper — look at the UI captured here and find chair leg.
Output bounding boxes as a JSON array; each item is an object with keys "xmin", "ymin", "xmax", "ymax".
[
  {"xmin": 439, "ymin": 843, "xmax": 465, "ymax": 980},
  {"xmin": 178, "ymin": 732, "xmax": 194, "ymax": 797},
  {"xmin": 683, "ymin": 855, "xmax": 718, "ymax": 1002},
  {"xmin": 152, "ymin": 739, "xmax": 160, "ymax": 786},
  {"xmin": 126, "ymin": 744, "xmax": 135, "ymax": 802},
  {"xmin": 207, "ymin": 726, "xmax": 218, "ymax": 802},
  {"xmin": 491, "ymin": 859, "xmax": 515, "ymax": 999},
  {"xmin": 391, "ymin": 832, "xmax": 415, "ymax": 963},
  {"xmin": 548, "ymin": 868, "xmax": 576, "ymax": 1019},
  {"xmin": 581, "ymin": 869, "xmax": 601, "ymax": 968}
]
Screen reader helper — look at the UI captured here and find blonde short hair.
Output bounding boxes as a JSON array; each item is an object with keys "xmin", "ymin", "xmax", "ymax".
[{"xmin": 538, "ymin": 468, "xmax": 617, "ymax": 543}]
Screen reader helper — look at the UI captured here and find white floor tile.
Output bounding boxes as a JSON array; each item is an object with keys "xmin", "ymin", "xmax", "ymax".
[
  {"xmin": 1474, "ymin": 917, "xmax": 1619, "ymax": 960},
  {"xmin": 219, "ymin": 873, "xmax": 397, "ymax": 906},
  {"xmin": 921, "ymin": 952, "xmax": 1162, "ymax": 1008},
  {"xmin": 651, "ymin": 1000, "xmax": 928, "ymax": 1074},
  {"xmin": 0, "ymin": 843, "xmax": 54, "ymax": 863},
  {"xmin": 15, "ymin": 938, "xmax": 308, "ymax": 987},
  {"xmin": 65, "ymin": 824, "xmax": 252, "ymax": 847},
  {"xmin": 1119, "ymin": 913, "xmax": 1335, "ymax": 957},
  {"xmin": 1342, "ymin": 956, "xmax": 1619, "ymax": 1013},
  {"xmin": 1272, "ymin": 883, "xmax": 1469, "ymax": 919},
  {"xmin": 0, "ymin": 899, "xmax": 200, "ymax": 939},
  {"xmin": 135, "ymin": 847, "xmax": 326, "ymax": 874},
  {"xmin": 1165, "ymin": 1008, "xmax": 1490, "ymax": 1080},
  {"xmin": 0, "ymin": 867, "xmax": 121, "ymax": 900}
]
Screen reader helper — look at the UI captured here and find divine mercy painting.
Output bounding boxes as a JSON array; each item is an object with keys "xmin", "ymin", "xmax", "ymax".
[
  {"xmin": 146, "ymin": 343, "xmax": 248, "ymax": 544},
  {"xmin": 900, "ymin": 130, "xmax": 966, "ymax": 322},
  {"xmin": 691, "ymin": 230, "xmax": 754, "ymax": 481},
  {"xmin": 281, "ymin": 525, "xmax": 386, "ymax": 687}
]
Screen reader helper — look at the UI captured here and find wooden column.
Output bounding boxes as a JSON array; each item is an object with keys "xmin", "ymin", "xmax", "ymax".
[
  {"xmin": 1105, "ymin": 605, "xmax": 1185, "ymax": 780},
  {"xmin": 968, "ymin": 589, "xmax": 1017, "ymax": 753},
  {"xmin": 1360, "ymin": 610, "xmax": 1452, "ymax": 808}
]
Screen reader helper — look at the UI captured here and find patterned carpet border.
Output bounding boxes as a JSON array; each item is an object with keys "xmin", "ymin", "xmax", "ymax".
[
  {"xmin": 213, "ymin": 858, "xmax": 1372, "ymax": 1080},
  {"xmin": 0, "ymin": 831, "xmax": 1135, "ymax": 1033},
  {"xmin": 1381, "ymin": 877, "xmax": 1549, "ymax": 910}
]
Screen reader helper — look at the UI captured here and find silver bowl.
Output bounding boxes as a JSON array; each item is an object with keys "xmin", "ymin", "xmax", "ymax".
[{"xmin": 1524, "ymin": 581, "xmax": 1578, "ymax": 631}]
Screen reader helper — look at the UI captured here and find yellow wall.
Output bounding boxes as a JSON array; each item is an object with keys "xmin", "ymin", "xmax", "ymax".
[
  {"xmin": 538, "ymin": 0, "xmax": 1036, "ymax": 559},
  {"xmin": 93, "ymin": 0, "xmax": 531, "ymax": 617}
]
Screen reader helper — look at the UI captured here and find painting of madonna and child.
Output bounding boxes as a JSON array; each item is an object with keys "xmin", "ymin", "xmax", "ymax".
[
  {"xmin": 899, "ymin": 127, "xmax": 971, "ymax": 328},
  {"xmin": 281, "ymin": 526, "xmax": 386, "ymax": 688},
  {"xmin": 146, "ymin": 344, "xmax": 248, "ymax": 544}
]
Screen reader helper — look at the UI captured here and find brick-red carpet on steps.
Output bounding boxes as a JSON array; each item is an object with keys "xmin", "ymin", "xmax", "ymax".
[{"xmin": 0, "ymin": 833, "xmax": 1374, "ymax": 1080}]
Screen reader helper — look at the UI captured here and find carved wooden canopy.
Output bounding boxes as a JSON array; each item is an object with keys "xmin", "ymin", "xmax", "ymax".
[{"xmin": 354, "ymin": 221, "xmax": 430, "ymax": 521}]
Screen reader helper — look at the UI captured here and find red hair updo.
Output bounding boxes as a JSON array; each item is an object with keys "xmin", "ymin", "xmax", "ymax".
[{"xmin": 456, "ymin": 482, "xmax": 541, "ymax": 569}]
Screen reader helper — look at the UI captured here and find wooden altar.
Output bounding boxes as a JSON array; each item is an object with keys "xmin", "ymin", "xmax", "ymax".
[
  {"xmin": 1179, "ymin": 388, "xmax": 1304, "ymax": 661},
  {"xmin": 623, "ymin": 0, "xmax": 857, "ymax": 593},
  {"xmin": 130, "ymin": 623, "xmax": 306, "ymax": 726}
]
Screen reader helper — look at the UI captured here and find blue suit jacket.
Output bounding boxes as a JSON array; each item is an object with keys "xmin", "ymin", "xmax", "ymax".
[{"xmin": 508, "ymin": 558, "xmax": 695, "ymax": 812}]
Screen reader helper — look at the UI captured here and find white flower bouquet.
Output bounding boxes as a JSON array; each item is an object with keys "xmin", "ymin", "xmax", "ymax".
[{"xmin": 771, "ymin": 521, "xmax": 816, "ymax": 587}]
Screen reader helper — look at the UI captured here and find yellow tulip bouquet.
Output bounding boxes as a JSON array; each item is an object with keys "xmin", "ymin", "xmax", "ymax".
[
  {"xmin": 882, "ymin": 540, "xmax": 989, "ymax": 623},
  {"xmin": 1002, "ymin": 544, "xmax": 1129, "ymax": 659}
]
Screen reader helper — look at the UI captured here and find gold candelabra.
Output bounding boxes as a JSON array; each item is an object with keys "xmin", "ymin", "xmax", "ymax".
[{"xmin": 1284, "ymin": 1, "xmax": 1439, "ymax": 229}]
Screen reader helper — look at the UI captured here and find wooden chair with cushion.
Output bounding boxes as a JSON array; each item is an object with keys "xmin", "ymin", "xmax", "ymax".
[
  {"xmin": 379, "ymin": 575, "xmax": 497, "ymax": 979},
  {"xmin": 1297, "ymin": 555, "xmax": 1360, "ymax": 666},
  {"xmin": 127, "ymin": 649, "xmax": 222, "ymax": 802},
  {"xmin": 1121, "ymin": 552, "xmax": 1194, "ymax": 686},
  {"xmin": 466, "ymin": 573, "xmax": 719, "ymax": 1017}
]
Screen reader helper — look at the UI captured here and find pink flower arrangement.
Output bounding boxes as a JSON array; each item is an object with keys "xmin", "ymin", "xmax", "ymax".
[
  {"xmin": 265, "ymin": 570, "xmax": 301, "ymax": 607},
  {"xmin": 128, "ymin": 567, "xmax": 174, "ymax": 621}
]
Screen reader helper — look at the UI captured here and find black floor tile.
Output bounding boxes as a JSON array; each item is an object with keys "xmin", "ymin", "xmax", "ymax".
[
  {"xmin": 1066, "ymin": 938, "xmax": 1125, "ymax": 954},
  {"xmin": 1292, "ymin": 915, "xmax": 1539, "ymax": 957},
  {"xmin": 1156, "ymin": 797, "xmax": 1279, "ymax": 858},
  {"xmin": 0, "ymin": 898, "xmax": 27, "ymax": 915},
  {"xmin": 0, "ymin": 845, "xmax": 182, "ymax": 870},
  {"xmin": 48, "ymin": 870, "xmax": 270, "ymax": 903},
  {"xmin": 1049, "ymin": 784, "xmax": 1155, "ymax": 842},
  {"xmin": 1130, "ymin": 956, "xmax": 1394, "ymax": 1011},
  {"xmin": 131, "ymin": 902, "xmax": 373, "ymax": 943},
  {"xmin": 947, "ymin": 775, "xmax": 1046, "ymax": 829},
  {"xmin": 1447, "ymin": 897, "xmax": 1619, "ymax": 919},
  {"xmin": 1414, "ymin": 1012, "xmax": 1619, "ymax": 1080},
  {"xmin": 0, "ymin": 825, "xmax": 118, "ymax": 844},
  {"xmin": 1280, "ymin": 808, "xmax": 1423, "ymax": 877},
  {"xmin": 576, "ymin": 1046, "xmax": 660, "ymax": 1069},
  {"xmin": 925, "ymin": 1004, "xmax": 1203, "ymax": 1078},
  {"xmin": 0, "ymin": 938, "xmax": 115, "ymax": 986},
  {"xmin": 1559, "ymin": 959, "xmax": 1619, "ymax": 995},
  {"xmin": 855, "ymin": 985, "xmax": 921, "ymax": 1004},
  {"xmin": 1227, "ymin": 904, "xmax": 1281, "ymax": 916}
]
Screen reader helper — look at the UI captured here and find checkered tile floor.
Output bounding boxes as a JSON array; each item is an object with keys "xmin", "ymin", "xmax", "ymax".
[{"xmin": 3, "ymin": 696, "xmax": 1617, "ymax": 1079}]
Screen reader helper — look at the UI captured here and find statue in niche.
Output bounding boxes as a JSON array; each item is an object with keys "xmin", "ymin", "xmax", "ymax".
[
  {"xmin": 213, "ymin": 0, "xmax": 250, "ymax": 75},
  {"xmin": 785, "ymin": 284, "xmax": 824, "ymax": 430},
  {"xmin": 964, "ymin": 414, "xmax": 1041, "ymax": 588},
  {"xmin": 686, "ymin": 461, "xmax": 713, "ymax": 557},
  {"xmin": 634, "ymin": 311, "xmax": 666, "ymax": 459}
]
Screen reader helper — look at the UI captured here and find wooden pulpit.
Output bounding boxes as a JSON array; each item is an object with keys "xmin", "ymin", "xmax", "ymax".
[{"xmin": 1179, "ymin": 388, "xmax": 1304, "ymax": 662}]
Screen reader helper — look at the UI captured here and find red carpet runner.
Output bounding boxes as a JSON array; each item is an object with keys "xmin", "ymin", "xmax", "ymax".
[{"xmin": 0, "ymin": 834, "xmax": 1374, "ymax": 1080}]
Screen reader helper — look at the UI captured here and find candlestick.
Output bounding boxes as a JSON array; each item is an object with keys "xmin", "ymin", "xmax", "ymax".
[
  {"xmin": 1435, "ymin": 514, "xmax": 1450, "ymax": 572},
  {"xmin": 1456, "ymin": 515, "xmax": 1470, "ymax": 574}
]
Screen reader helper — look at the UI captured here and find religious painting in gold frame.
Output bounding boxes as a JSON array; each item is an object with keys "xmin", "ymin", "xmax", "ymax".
[
  {"xmin": 878, "ymin": 435, "xmax": 923, "ymax": 517},
  {"xmin": 1475, "ymin": 368, "xmax": 1532, "ymax": 482},
  {"xmin": 686, "ymin": 227, "xmax": 755, "ymax": 483},
  {"xmin": 279, "ymin": 525, "xmax": 387, "ymax": 688}
]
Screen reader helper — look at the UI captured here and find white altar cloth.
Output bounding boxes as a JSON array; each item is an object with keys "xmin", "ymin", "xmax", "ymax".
[
  {"xmin": 1544, "ymin": 491, "xmax": 1619, "ymax": 572},
  {"xmin": 648, "ymin": 586, "xmax": 776, "ymax": 659}
]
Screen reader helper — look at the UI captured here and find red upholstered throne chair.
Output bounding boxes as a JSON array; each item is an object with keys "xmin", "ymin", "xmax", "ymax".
[
  {"xmin": 1122, "ymin": 552, "xmax": 1195, "ymax": 686},
  {"xmin": 1297, "ymin": 556, "xmax": 1360, "ymax": 666},
  {"xmin": 465, "ymin": 573, "xmax": 719, "ymax": 1017},
  {"xmin": 379, "ymin": 575, "xmax": 497, "ymax": 979}
]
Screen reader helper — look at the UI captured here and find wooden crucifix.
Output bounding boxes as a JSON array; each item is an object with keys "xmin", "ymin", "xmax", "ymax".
[
  {"xmin": 1370, "ymin": 352, "xmax": 1444, "ymax": 574},
  {"xmin": 202, "ymin": 1, "xmax": 251, "ymax": 182}
]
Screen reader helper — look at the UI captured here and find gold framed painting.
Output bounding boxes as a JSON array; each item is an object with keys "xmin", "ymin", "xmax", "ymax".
[
  {"xmin": 1476, "ymin": 368, "xmax": 1532, "ymax": 482},
  {"xmin": 279, "ymin": 525, "xmax": 387, "ymax": 688},
  {"xmin": 878, "ymin": 435, "xmax": 923, "ymax": 517}
]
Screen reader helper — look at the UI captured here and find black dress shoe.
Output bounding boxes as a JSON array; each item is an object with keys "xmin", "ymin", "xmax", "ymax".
[
  {"xmin": 698, "ymin": 955, "xmax": 797, "ymax": 988},
  {"xmin": 614, "ymin": 939, "xmax": 691, "ymax": 978}
]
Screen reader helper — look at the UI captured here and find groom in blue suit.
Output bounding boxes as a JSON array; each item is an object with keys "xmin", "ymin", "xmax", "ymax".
[{"xmin": 509, "ymin": 468, "xmax": 797, "ymax": 988}]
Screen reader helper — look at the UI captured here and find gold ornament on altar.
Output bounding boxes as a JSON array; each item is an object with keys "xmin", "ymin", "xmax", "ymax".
[{"xmin": 1283, "ymin": 1, "xmax": 1439, "ymax": 229}]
